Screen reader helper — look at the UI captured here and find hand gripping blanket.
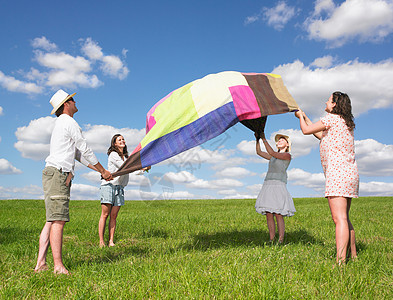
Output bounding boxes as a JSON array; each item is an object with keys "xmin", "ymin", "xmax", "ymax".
[{"xmin": 112, "ymin": 71, "xmax": 298, "ymax": 177}]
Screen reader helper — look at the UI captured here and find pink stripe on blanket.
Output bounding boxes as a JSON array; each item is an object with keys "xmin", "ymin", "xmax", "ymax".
[{"xmin": 230, "ymin": 85, "xmax": 261, "ymax": 121}]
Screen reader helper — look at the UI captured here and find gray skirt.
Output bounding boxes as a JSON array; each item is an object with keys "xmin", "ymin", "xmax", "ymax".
[{"xmin": 255, "ymin": 180, "xmax": 296, "ymax": 217}]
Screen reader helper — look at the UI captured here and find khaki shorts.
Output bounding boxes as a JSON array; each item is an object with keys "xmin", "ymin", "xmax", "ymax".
[{"xmin": 42, "ymin": 166, "xmax": 71, "ymax": 222}]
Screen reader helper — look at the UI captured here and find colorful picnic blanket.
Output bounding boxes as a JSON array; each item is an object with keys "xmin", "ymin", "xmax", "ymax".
[{"xmin": 112, "ymin": 71, "xmax": 298, "ymax": 177}]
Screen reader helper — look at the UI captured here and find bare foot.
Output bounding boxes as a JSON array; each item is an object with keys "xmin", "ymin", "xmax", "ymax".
[
  {"xmin": 53, "ymin": 266, "xmax": 70, "ymax": 275},
  {"xmin": 34, "ymin": 264, "xmax": 49, "ymax": 273},
  {"xmin": 99, "ymin": 242, "xmax": 106, "ymax": 248},
  {"xmin": 108, "ymin": 241, "xmax": 115, "ymax": 247},
  {"xmin": 332, "ymin": 260, "xmax": 345, "ymax": 269}
]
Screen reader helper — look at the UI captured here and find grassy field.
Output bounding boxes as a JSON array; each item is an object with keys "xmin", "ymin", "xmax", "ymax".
[{"xmin": 0, "ymin": 197, "xmax": 392, "ymax": 299}]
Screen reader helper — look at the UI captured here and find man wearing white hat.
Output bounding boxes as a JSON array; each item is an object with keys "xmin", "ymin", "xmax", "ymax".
[{"xmin": 34, "ymin": 89, "xmax": 112, "ymax": 275}]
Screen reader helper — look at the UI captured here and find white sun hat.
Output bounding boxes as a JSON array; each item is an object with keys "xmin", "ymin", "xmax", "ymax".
[
  {"xmin": 275, "ymin": 133, "xmax": 291, "ymax": 152},
  {"xmin": 50, "ymin": 89, "xmax": 76, "ymax": 115}
]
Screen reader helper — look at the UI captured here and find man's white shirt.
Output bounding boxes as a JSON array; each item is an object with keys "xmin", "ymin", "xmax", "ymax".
[{"xmin": 45, "ymin": 114, "xmax": 98, "ymax": 174}]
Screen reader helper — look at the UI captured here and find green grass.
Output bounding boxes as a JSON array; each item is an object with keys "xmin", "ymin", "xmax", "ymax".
[{"xmin": 0, "ymin": 197, "xmax": 392, "ymax": 299}]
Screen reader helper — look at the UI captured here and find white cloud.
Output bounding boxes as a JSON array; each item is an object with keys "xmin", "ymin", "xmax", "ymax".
[
  {"xmin": 288, "ymin": 168, "xmax": 326, "ymax": 193},
  {"xmin": 217, "ymin": 189, "xmax": 238, "ymax": 195},
  {"xmin": 14, "ymin": 116, "xmax": 55, "ymax": 160},
  {"xmin": 305, "ymin": 0, "xmax": 393, "ymax": 47},
  {"xmin": 81, "ymin": 37, "xmax": 104, "ymax": 60},
  {"xmin": 211, "ymin": 155, "xmax": 247, "ymax": 170},
  {"xmin": 48, "ymin": 69, "xmax": 102, "ymax": 89},
  {"xmin": 70, "ymin": 183, "xmax": 99, "ymax": 200},
  {"xmin": 223, "ymin": 192, "xmax": 256, "ymax": 199},
  {"xmin": 125, "ymin": 188, "xmax": 158, "ymax": 200},
  {"xmin": 211, "ymin": 178, "xmax": 244, "ymax": 188},
  {"xmin": 0, "ymin": 70, "xmax": 43, "ymax": 94},
  {"xmin": 80, "ymin": 171, "xmax": 102, "ymax": 184},
  {"xmin": 0, "ymin": 36, "xmax": 129, "ymax": 95},
  {"xmin": 163, "ymin": 171, "xmax": 197, "ymax": 184},
  {"xmin": 310, "ymin": 55, "xmax": 335, "ymax": 68},
  {"xmin": 244, "ymin": 15, "xmax": 259, "ymax": 25},
  {"xmin": 101, "ymin": 55, "xmax": 129, "ymax": 80},
  {"xmin": 186, "ymin": 178, "xmax": 213, "ymax": 189},
  {"xmin": 313, "ymin": 0, "xmax": 335, "ymax": 16},
  {"xmin": 237, "ymin": 140, "xmax": 256, "ymax": 156},
  {"xmin": 162, "ymin": 171, "xmax": 243, "ymax": 190},
  {"xmin": 0, "ymin": 185, "xmax": 42, "ymax": 199},
  {"xmin": 15, "ymin": 116, "xmax": 55, "ymax": 143},
  {"xmin": 272, "ymin": 58, "xmax": 393, "ymax": 118},
  {"xmin": 263, "ymin": 1, "xmax": 297, "ymax": 30},
  {"xmin": 25, "ymin": 67, "xmax": 47, "ymax": 83},
  {"xmin": 14, "ymin": 141, "xmax": 50, "ymax": 160},
  {"xmin": 217, "ymin": 188, "xmax": 256, "ymax": 199},
  {"xmin": 163, "ymin": 146, "xmax": 240, "ymax": 171},
  {"xmin": 31, "ymin": 36, "xmax": 58, "ymax": 51},
  {"xmin": 126, "ymin": 188, "xmax": 196, "ymax": 201},
  {"xmin": 81, "ymin": 38, "xmax": 129, "ymax": 80},
  {"xmin": 82, "ymin": 124, "xmax": 145, "ymax": 153},
  {"xmin": 121, "ymin": 49, "xmax": 128, "ymax": 58},
  {"xmin": 157, "ymin": 170, "xmax": 244, "ymax": 190},
  {"xmin": 215, "ymin": 167, "xmax": 256, "ymax": 178},
  {"xmin": 247, "ymin": 183, "xmax": 263, "ymax": 194},
  {"xmin": 0, "ymin": 159, "xmax": 22, "ymax": 174},
  {"xmin": 244, "ymin": 1, "xmax": 298, "ymax": 29},
  {"xmin": 359, "ymin": 181, "xmax": 393, "ymax": 196},
  {"xmin": 127, "ymin": 173, "xmax": 151, "ymax": 186},
  {"xmin": 355, "ymin": 139, "xmax": 393, "ymax": 176},
  {"xmin": 35, "ymin": 51, "xmax": 91, "ymax": 73},
  {"xmin": 165, "ymin": 190, "xmax": 196, "ymax": 199},
  {"xmin": 0, "ymin": 106, "xmax": 3, "ymax": 116},
  {"xmin": 34, "ymin": 50, "xmax": 102, "ymax": 88}
]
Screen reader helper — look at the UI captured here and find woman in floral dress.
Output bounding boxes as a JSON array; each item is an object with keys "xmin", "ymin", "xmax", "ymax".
[{"xmin": 296, "ymin": 92, "xmax": 359, "ymax": 264}]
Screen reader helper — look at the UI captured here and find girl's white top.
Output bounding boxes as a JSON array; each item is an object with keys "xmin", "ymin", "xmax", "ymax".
[{"xmin": 101, "ymin": 151, "xmax": 129, "ymax": 187}]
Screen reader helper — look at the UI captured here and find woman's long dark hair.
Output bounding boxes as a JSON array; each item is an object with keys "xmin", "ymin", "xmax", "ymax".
[
  {"xmin": 331, "ymin": 91, "xmax": 355, "ymax": 131},
  {"xmin": 107, "ymin": 134, "xmax": 129, "ymax": 158}
]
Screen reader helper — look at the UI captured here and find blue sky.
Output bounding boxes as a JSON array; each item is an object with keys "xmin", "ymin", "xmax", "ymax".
[{"xmin": 1, "ymin": 0, "xmax": 393, "ymax": 200}]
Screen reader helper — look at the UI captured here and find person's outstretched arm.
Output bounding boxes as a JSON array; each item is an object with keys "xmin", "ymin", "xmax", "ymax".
[
  {"xmin": 295, "ymin": 110, "xmax": 323, "ymax": 140},
  {"xmin": 255, "ymin": 133, "xmax": 271, "ymax": 160},
  {"xmin": 296, "ymin": 109, "xmax": 325, "ymax": 138},
  {"xmin": 93, "ymin": 162, "xmax": 112, "ymax": 181},
  {"xmin": 261, "ymin": 133, "xmax": 291, "ymax": 161}
]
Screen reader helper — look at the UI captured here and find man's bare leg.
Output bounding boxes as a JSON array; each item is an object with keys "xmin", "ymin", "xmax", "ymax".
[
  {"xmin": 34, "ymin": 222, "xmax": 52, "ymax": 272},
  {"xmin": 50, "ymin": 221, "xmax": 70, "ymax": 275}
]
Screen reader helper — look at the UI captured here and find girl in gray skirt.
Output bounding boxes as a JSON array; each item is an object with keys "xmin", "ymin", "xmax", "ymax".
[{"xmin": 255, "ymin": 132, "xmax": 296, "ymax": 243}]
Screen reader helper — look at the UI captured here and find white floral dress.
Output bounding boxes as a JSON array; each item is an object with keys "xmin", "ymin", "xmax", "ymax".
[{"xmin": 320, "ymin": 113, "xmax": 359, "ymax": 198}]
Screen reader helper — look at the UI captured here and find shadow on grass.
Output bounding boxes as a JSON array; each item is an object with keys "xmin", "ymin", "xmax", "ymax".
[
  {"xmin": 0, "ymin": 227, "xmax": 38, "ymax": 245},
  {"xmin": 355, "ymin": 240, "xmax": 367, "ymax": 256},
  {"xmin": 68, "ymin": 241, "xmax": 150, "ymax": 268},
  {"xmin": 138, "ymin": 229, "xmax": 169, "ymax": 238},
  {"xmin": 181, "ymin": 229, "xmax": 324, "ymax": 251}
]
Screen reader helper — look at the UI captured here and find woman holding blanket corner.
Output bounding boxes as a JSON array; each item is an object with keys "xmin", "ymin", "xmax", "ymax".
[
  {"xmin": 296, "ymin": 91, "xmax": 359, "ymax": 265},
  {"xmin": 255, "ymin": 132, "xmax": 296, "ymax": 244},
  {"xmin": 98, "ymin": 134, "xmax": 129, "ymax": 247}
]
